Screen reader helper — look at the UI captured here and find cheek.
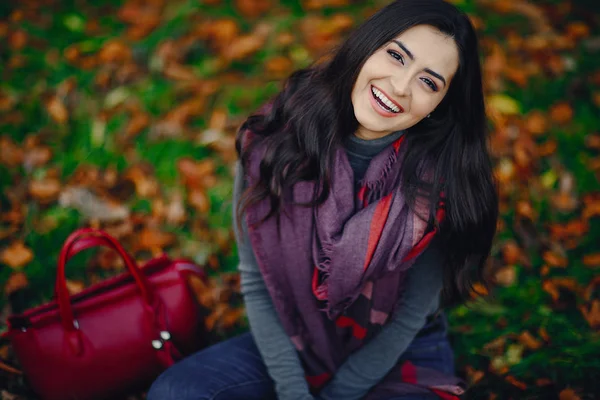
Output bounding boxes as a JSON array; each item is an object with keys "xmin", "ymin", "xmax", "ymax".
[{"xmin": 410, "ymin": 94, "xmax": 441, "ymax": 118}]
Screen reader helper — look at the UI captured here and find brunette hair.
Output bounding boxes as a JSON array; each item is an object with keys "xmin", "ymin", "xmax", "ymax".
[{"xmin": 236, "ymin": 0, "xmax": 498, "ymax": 306}]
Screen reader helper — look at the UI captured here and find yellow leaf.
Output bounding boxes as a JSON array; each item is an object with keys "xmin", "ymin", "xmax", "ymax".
[{"xmin": 488, "ymin": 94, "xmax": 521, "ymax": 115}]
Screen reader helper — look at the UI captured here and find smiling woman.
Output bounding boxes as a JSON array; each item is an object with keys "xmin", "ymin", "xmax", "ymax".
[
  {"xmin": 352, "ymin": 25, "xmax": 460, "ymax": 139},
  {"xmin": 148, "ymin": 1, "xmax": 498, "ymax": 399}
]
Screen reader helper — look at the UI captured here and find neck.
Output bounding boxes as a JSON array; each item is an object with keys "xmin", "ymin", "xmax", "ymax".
[{"xmin": 354, "ymin": 127, "xmax": 393, "ymax": 141}]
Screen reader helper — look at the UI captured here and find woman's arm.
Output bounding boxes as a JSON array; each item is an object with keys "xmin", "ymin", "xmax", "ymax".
[
  {"xmin": 234, "ymin": 162, "xmax": 314, "ymax": 400},
  {"xmin": 317, "ymin": 240, "xmax": 445, "ymax": 400}
]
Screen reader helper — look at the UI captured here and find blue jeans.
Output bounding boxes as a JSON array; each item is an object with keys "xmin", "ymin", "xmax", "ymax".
[{"xmin": 147, "ymin": 315, "xmax": 454, "ymax": 400}]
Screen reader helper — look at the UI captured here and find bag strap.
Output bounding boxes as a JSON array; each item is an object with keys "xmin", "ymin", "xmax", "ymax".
[{"xmin": 56, "ymin": 228, "xmax": 157, "ymax": 332}]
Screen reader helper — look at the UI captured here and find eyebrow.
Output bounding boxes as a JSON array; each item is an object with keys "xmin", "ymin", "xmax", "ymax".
[{"xmin": 392, "ymin": 40, "xmax": 447, "ymax": 87}]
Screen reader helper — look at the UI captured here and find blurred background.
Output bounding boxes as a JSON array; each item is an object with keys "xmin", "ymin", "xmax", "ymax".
[{"xmin": 0, "ymin": 0, "xmax": 598, "ymax": 398}]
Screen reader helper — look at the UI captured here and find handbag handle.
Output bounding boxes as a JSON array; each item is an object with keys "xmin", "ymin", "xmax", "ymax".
[{"xmin": 56, "ymin": 228, "xmax": 157, "ymax": 332}]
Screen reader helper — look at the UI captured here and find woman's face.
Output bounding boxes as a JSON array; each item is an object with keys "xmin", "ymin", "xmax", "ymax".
[{"xmin": 351, "ymin": 24, "xmax": 460, "ymax": 140}]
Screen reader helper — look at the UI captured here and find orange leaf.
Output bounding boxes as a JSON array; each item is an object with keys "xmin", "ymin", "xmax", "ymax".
[
  {"xmin": 45, "ymin": 96, "xmax": 68, "ymax": 124},
  {"xmin": 549, "ymin": 102, "xmax": 573, "ymax": 124},
  {"xmin": 138, "ymin": 228, "xmax": 176, "ymax": 251},
  {"xmin": 502, "ymin": 241, "xmax": 522, "ymax": 265},
  {"xmin": 579, "ymin": 300, "xmax": 600, "ymax": 330},
  {"xmin": 98, "ymin": 40, "xmax": 132, "ymax": 64},
  {"xmin": 524, "ymin": 110, "xmax": 547, "ymax": 136},
  {"xmin": 4, "ymin": 272, "xmax": 29, "ymax": 295},
  {"xmin": 506, "ymin": 375, "xmax": 527, "ymax": 390},
  {"xmin": 188, "ymin": 188, "xmax": 211, "ymax": 214},
  {"xmin": 29, "ymin": 178, "xmax": 61, "ymax": 203},
  {"xmin": 495, "ymin": 265, "xmax": 516, "ymax": 287},
  {"xmin": 583, "ymin": 253, "xmax": 600, "ymax": 267},
  {"xmin": 0, "ymin": 241, "xmax": 33, "ymax": 269},
  {"xmin": 565, "ymin": 22, "xmax": 590, "ymax": 40},
  {"xmin": 518, "ymin": 331, "xmax": 543, "ymax": 350},
  {"xmin": 66, "ymin": 280, "xmax": 85, "ymax": 295},
  {"xmin": 125, "ymin": 112, "xmax": 150, "ymax": 138},
  {"xmin": 538, "ymin": 327, "xmax": 550, "ymax": 342},
  {"xmin": 0, "ymin": 136, "xmax": 23, "ymax": 167},
  {"xmin": 559, "ymin": 388, "xmax": 582, "ymax": 400},
  {"xmin": 543, "ymin": 251, "xmax": 568, "ymax": 268},
  {"xmin": 542, "ymin": 280, "xmax": 560, "ymax": 301},
  {"xmin": 234, "ymin": 0, "xmax": 272, "ymax": 18}
]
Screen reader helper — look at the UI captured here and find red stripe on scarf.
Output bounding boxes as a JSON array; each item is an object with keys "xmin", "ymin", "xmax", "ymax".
[
  {"xmin": 403, "ymin": 202, "xmax": 446, "ymax": 262},
  {"xmin": 311, "ymin": 267, "xmax": 327, "ymax": 300},
  {"xmin": 357, "ymin": 185, "xmax": 367, "ymax": 207},
  {"xmin": 305, "ymin": 372, "xmax": 331, "ymax": 389},
  {"xmin": 393, "ymin": 135, "xmax": 405, "ymax": 152},
  {"xmin": 335, "ymin": 315, "xmax": 367, "ymax": 340},
  {"xmin": 400, "ymin": 361, "xmax": 418, "ymax": 384},
  {"xmin": 363, "ymin": 192, "xmax": 393, "ymax": 271},
  {"xmin": 431, "ymin": 389, "xmax": 461, "ymax": 400}
]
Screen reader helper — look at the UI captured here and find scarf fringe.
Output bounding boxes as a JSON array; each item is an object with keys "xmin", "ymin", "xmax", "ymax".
[{"xmin": 360, "ymin": 146, "xmax": 399, "ymax": 204}]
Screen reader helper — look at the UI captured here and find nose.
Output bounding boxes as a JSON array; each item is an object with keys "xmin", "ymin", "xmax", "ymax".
[{"xmin": 390, "ymin": 73, "xmax": 411, "ymax": 97}]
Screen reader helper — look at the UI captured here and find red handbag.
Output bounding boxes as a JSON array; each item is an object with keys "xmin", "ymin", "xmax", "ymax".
[{"xmin": 2, "ymin": 228, "xmax": 207, "ymax": 400}]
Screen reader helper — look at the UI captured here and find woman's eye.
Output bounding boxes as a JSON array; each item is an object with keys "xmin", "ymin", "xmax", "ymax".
[
  {"xmin": 387, "ymin": 50, "xmax": 404, "ymax": 65},
  {"xmin": 421, "ymin": 78, "xmax": 438, "ymax": 92}
]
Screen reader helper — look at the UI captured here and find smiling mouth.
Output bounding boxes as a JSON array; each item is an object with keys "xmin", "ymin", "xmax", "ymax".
[{"xmin": 371, "ymin": 86, "xmax": 403, "ymax": 113}]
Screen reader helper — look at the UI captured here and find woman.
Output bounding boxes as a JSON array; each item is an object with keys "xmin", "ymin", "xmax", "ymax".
[{"xmin": 148, "ymin": 0, "xmax": 498, "ymax": 399}]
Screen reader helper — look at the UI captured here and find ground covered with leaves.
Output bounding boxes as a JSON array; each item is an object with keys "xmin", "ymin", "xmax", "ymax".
[{"xmin": 0, "ymin": 0, "xmax": 598, "ymax": 399}]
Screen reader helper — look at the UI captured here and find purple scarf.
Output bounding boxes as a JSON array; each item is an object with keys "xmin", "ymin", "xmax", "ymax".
[{"xmin": 243, "ymin": 130, "xmax": 465, "ymax": 399}]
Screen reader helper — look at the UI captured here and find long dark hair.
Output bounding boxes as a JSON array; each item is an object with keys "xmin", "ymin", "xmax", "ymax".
[{"xmin": 235, "ymin": 0, "xmax": 498, "ymax": 306}]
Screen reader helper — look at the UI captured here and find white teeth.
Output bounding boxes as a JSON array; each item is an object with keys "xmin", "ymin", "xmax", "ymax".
[{"xmin": 371, "ymin": 87, "xmax": 400, "ymax": 113}]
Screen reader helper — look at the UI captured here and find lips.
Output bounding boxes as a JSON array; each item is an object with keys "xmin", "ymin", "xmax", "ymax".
[
  {"xmin": 371, "ymin": 85, "xmax": 404, "ymax": 113},
  {"xmin": 369, "ymin": 85, "xmax": 404, "ymax": 117}
]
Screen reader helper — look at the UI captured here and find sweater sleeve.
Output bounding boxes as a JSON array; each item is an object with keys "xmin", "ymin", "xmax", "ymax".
[
  {"xmin": 317, "ymin": 239, "xmax": 445, "ymax": 400},
  {"xmin": 233, "ymin": 162, "xmax": 314, "ymax": 400}
]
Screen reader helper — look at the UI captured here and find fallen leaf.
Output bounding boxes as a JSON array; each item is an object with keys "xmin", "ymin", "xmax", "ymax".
[
  {"xmin": 29, "ymin": 178, "xmax": 61, "ymax": 203},
  {"xmin": 98, "ymin": 40, "xmax": 132, "ymax": 64},
  {"xmin": 177, "ymin": 158, "xmax": 215, "ymax": 188},
  {"xmin": 518, "ymin": 331, "xmax": 543, "ymax": 350},
  {"xmin": 45, "ymin": 95, "xmax": 68, "ymax": 124},
  {"xmin": 579, "ymin": 300, "xmax": 600, "ymax": 329},
  {"xmin": 583, "ymin": 253, "xmax": 600, "ymax": 267},
  {"xmin": 4, "ymin": 272, "xmax": 29, "ymax": 295},
  {"xmin": 0, "ymin": 136, "xmax": 23, "ymax": 167},
  {"xmin": 234, "ymin": 0, "xmax": 272, "ymax": 18},
  {"xmin": 22, "ymin": 145, "xmax": 52, "ymax": 170},
  {"xmin": 265, "ymin": 56, "xmax": 293, "ymax": 77},
  {"xmin": 0, "ymin": 241, "xmax": 33, "ymax": 269},
  {"xmin": 495, "ymin": 265, "xmax": 517, "ymax": 286},
  {"xmin": 59, "ymin": 187, "xmax": 130, "ymax": 222},
  {"xmin": 559, "ymin": 388, "xmax": 582, "ymax": 400},
  {"xmin": 536, "ymin": 378, "xmax": 553, "ymax": 386},
  {"xmin": 543, "ymin": 251, "xmax": 568, "ymax": 268},
  {"xmin": 188, "ymin": 188, "xmax": 211, "ymax": 214},
  {"xmin": 138, "ymin": 228, "xmax": 176, "ymax": 251},
  {"xmin": 502, "ymin": 241, "xmax": 522, "ymax": 265},
  {"xmin": 66, "ymin": 280, "xmax": 85, "ymax": 295},
  {"xmin": 125, "ymin": 112, "xmax": 150, "ymax": 138},
  {"xmin": 465, "ymin": 366, "xmax": 485, "ymax": 385},
  {"xmin": 565, "ymin": 21, "xmax": 590, "ymax": 40},
  {"xmin": 122, "ymin": 165, "xmax": 159, "ymax": 197},
  {"xmin": 506, "ymin": 375, "xmax": 527, "ymax": 390},
  {"xmin": 549, "ymin": 102, "xmax": 574, "ymax": 124},
  {"xmin": 488, "ymin": 94, "xmax": 521, "ymax": 115},
  {"xmin": 9, "ymin": 29, "xmax": 27, "ymax": 50},
  {"xmin": 165, "ymin": 191, "xmax": 186, "ymax": 225},
  {"xmin": 539, "ymin": 327, "xmax": 550, "ymax": 342}
]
